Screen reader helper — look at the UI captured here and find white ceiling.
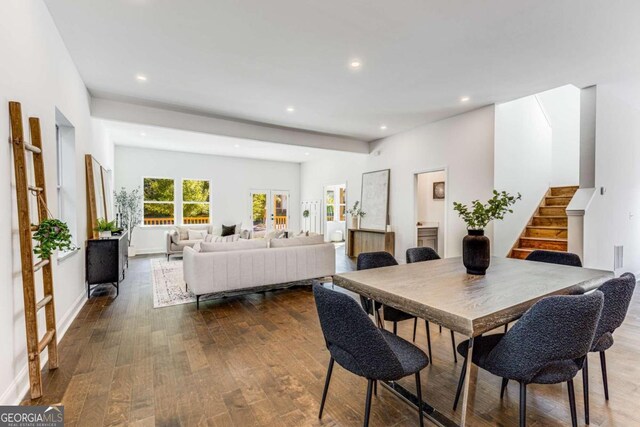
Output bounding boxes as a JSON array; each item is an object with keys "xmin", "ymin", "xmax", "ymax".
[
  {"xmin": 104, "ymin": 120, "xmax": 347, "ymax": 163},
  {"xmin": 47, "ymin": 0, "xmax": 640, "ymax": 141}
]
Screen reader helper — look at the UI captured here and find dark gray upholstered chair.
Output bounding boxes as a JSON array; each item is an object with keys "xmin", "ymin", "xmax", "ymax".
[
  {"xmin": 582, "ymin": 273, "xmax": 636, "ymax": 424},
  {"xmin": 357, "ymin": 253, "xmax": 419, "ymax": 336},
  {"xmin": 453, "ymin": 292, "xmax": 604, "ymax": 427},
  {"xmin": 525, "ymin": 250, "xmax": 582, "ymax": 267},
  {"xmin": 405, "ymin": 247, "xmax": 458, "ymax": 363},
  {"xmin": 313, "ymin": 284, "xmax": 429, "ymax": 427}
]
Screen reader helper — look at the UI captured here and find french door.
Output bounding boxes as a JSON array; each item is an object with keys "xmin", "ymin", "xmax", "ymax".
[{"xmin": 250, "ymin": 190, "xmax": 290, "ymax": 232}]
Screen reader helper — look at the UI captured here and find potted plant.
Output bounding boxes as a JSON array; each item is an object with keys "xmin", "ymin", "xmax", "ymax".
[
  {"xmin": 346, "ymin": 201, "xmax": 366, "ymax": 229},
  {"xmin": 453, "ymin": 190, "xmax": 521, "ymax": 275},
  {"xmin": 302, "ymin": 209, "xmax": 310, "ymax": 231},
  {"xmin": 114, "ymin": 187, "xmax": 142, "ymax": 257},
  {"xmin": 95, "ymin": 218, "xmax": 117, "ymax": 239},
  {"xmin": 33, "ymin": 218, "xmax": 76, "ymax": 260}
]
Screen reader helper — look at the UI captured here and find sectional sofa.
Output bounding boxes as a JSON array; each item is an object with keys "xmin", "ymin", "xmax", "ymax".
[{"xmin": 183, "ymin": 234, "xmax": 335, "ymax": 308}]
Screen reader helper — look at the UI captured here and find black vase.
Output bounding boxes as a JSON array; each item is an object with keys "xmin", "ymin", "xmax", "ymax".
[{"xmin": 463, "ymin": 229, "xmax": 490, "ymax": 275}]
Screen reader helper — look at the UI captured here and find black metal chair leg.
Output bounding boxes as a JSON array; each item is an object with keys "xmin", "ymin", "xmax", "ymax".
[
  {"xmin": 600, "ymin": 351, "xmax": 609, "ymax": 400},
  {"xmin": 504, "ymin": 323, "xmax": 509, "ymax": 333},
  {"xmin": 425, "ymin": 321, "xmax": 433, "ymax": 364},
  {"xmin": 583, "ymin": 356, "xmax": 590, "ymax": 424},
  {"xmin": 415, "ymin": 372, "xmax": 424, "ymax": 427},
  {"xmin": 196, "ymin": 295, "xmax": 200, "ymax": 310},
  {"xmin": 393, "ymin": 321, "xmax": 398, "ymax": 335},
  {"xmin": 413, "ymin": 318, "xmax": 417, "ymax": 342},
  {"xmin": 568, "ymin": 379, "xmax": 578, "ymax": 427},
  {"xmin": 450, "ymin": 330, "xmax": 457, "ymax": 363},
  {"xmin": 500, "ymin": 378, "xmax": 509, "ymax": 399},
  {"xmin": 439, "ymin": 325, "xmax": 442, "ymax": 333},
  {"xmin": 453, "ymin": 357, "xmax": 467, "ymax": 411},
  {"xmin": 519, "ymin": 382, "xmax": 527, "ymax": 427},
  {"xmin": 318, "ymin": 358, "xmax": 334, "ymax": 419},
  {"xmin": 364, "ymin": 379, "xmax": 374, "ymax": 427},
  {"xmin": 373, "ymin": 380, "xmax": 377, "ymax": 396}
]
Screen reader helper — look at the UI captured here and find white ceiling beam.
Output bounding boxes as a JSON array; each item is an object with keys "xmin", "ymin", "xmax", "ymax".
[{"xmin": 90, "ymin": 97, "xmax": 369, "ymax": 154}]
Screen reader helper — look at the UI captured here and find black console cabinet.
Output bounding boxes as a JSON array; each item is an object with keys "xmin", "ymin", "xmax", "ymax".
[{"xmin": 85, "ymin": 231, "xmax": 128, "ymax": 298}]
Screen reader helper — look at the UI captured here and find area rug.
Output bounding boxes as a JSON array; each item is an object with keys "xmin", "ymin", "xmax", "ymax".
[{"xmin": 151, "ymin": 258, "xmax": 196, "ymax": 308}]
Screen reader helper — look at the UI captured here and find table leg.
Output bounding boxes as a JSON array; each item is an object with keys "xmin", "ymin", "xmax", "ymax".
[{"xmin": 459, "ymin": 337, "xmax": 475, "ymax": 426}]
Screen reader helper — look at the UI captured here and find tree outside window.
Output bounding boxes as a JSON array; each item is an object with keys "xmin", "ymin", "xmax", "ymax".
[
  {"xmin": 183, "ymin": 179, "xmax": 210, "ymax": 224},
  {"xmin": 143, "ymin": 178, "xmax": 175, "ymax": 225}
]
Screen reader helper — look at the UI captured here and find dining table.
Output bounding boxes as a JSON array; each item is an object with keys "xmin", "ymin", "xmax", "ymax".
[{"xmin": 332, "ymin": 256, "xmax": 612, "ymax": 427}]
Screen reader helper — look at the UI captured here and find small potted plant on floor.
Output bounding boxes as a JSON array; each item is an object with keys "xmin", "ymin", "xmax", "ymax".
[
  {"xmin": 95, "ymin": 218, "xmax": 118, "ymax": 239},
  {"xmin": 453, "ymin": 190, "xmax": 521, "ymax": 275},
  {"xmin": 347, "ymin": 201, "xmax": 366, "ymax": 229},
  {"xmin": 33, "ymin": 218, "xmax": 76, "ymax": 260}
]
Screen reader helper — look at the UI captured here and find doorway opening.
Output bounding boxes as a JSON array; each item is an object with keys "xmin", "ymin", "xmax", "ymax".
[
  {"xmin": 414, "ymin": 170, "xmax": 446, "ymax": 256},
  {"xmin": 324, "ymin": 184, "xmax": 346, "ymax": 242}
]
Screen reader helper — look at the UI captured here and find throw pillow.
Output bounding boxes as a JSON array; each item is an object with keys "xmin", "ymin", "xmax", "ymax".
[
  {"xmin": 188, "ymin": 229, "xmax": 207, "ymax": 241},
  {"xmin": 221, "ymin": 224, "xmax": 236, "ymax": 236},
  {"xmin": 200, "ymin": 239, "xmax": 268, "ymax": 252},
  {"xmin": 270, "ymin": 234, "xmax": 324, "ymax": 248},
  {"xmin": 211, "ymin": 234, "xmax": 240, "ymax": 243}
]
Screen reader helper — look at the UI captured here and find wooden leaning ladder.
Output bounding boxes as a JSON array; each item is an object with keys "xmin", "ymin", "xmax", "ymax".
[{"xmin": 8, "ymin": 101, "xmax": 59, "ymax": 399}]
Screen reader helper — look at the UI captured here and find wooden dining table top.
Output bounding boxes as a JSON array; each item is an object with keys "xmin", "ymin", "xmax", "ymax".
[{"xmin": 333, "ymin": 256, "xmax": 612, "ymax": 337}]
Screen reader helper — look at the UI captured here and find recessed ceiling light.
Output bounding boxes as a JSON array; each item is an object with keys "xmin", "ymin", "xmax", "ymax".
[
  {"xmin": 136, "ymin": 74, "xmax": 147, "ymax": 82},
  {"xmin": 304, "ymin": 152, "xmax": 310, "ymax": 156},
  {"xmin": 286, "ymin": 106, "xmax": 295, "ymax": 113},
  {"xmin": 349, "ymin": 59, "xmax": 362, "ymax": 70},
  {"xmin": 140, "ymin": 132, "xmax": 146, "ymax": 136},
  {"xmin": 380, "ymin": 125, "xmax": 387, "ymax": 130},
  {"xmin": 234, "ymin": 144, "xmax": 240, "ymax": 148},
  {"xmin": 460, "ymin": 96, "xmax": 470, "ymax": 102}
]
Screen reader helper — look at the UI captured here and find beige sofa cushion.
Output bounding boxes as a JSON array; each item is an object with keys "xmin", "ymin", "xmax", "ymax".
[
  {"xmin": 176, "ymin": 225, "xmax": 212, "ymax": 240},
  {"xmin": 200, "ymin": 239, "xmax": 268, "ymax": 252},
  {"xmin": 270, "ymin": 234, "xmax": 324, "ymax": 248},
  {"xmin": 170, "ymin": 239, "xmax": 202, "ymax": 251}
]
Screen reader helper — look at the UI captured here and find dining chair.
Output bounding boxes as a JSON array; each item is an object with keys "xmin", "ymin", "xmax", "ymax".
[
  {"xmin": 452, "ymin": 291, "xmax": 604, "ymax": 427},
  {"xmin": 405, "ymin": 247, "xmax": 458, "ymax": 363},
  {"xmin": 357, "ymin": 252, "xmax": 420, "ymax": 335},
  {"xmin": 525, "ymin": 250, "xmax": 582, "ymax": 267},
  {"xmin": 313, "ymin": 284, "xmax": 430, "ymax": 427},
  {"xmin": 582, "ymin": 272, "xmax": 636, "ymax": 424}
]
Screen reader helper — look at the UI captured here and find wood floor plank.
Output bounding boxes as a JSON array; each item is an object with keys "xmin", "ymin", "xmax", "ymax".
[{"xmin": 21, "ymin": 252, "xmax": 640, "ymax": 426}]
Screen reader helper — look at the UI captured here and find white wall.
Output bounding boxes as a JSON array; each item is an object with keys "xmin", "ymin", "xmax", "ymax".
[
  {"xmin": 583, "ymin": 80, "xmax": 640, "ymax": 274},
  {"xmin": 416, "ymin": 171, "xmax": 446, "ymax": 254},
  {"xmin": 302, "ymin": 106, "xmax": 496, "ymax": 261},
  {"xmin": 537, "ymin": 85, "xmax": 581, "ymax": 187},
  {"xmin": 494, "ymin": 96, "xmax": 553, "ymax": 256},
  {"xmin": 0, "ymin": 0, "xmax": 113, "ymax": 404},
  {"xmin": 115, "ymin": 146, "xmax": 301, "ymax": 253}
]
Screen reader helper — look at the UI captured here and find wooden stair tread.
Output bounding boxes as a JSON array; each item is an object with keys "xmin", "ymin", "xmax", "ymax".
[
  {"xmin": 520, "ymin": 236, "xmax": 567, "ymax": 242},
  {"xmin": 526, "ymin": 225, "xmax": 567, "ymax": 230}
]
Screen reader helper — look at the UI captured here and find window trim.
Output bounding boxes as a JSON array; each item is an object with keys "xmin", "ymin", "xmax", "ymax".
[
  {"xmin": 142, "ymin": 176, "xmax": 176, "ymax": 226},
  {"xmin": 181, "ymin": 178, "xmax": 211, "ymax": 225}
]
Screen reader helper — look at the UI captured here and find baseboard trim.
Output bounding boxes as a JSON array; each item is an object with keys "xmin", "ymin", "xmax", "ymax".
[{"xmin": 0, "ymin": 290, "xmax": 87, "ymax": 405}]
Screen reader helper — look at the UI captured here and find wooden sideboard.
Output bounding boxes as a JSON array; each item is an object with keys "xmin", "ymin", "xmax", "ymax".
[{"xmin": 346, "ymin": 228, "xmax": 395, "ymax": 258}]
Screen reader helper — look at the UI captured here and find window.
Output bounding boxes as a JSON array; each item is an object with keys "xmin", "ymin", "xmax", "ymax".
[
  {"xmin": 55, "ymin": 109, "xmax": 77, "ymax": 258},
  {"xmin": 183, "ymin": 179, "xmax": 210, "ymax": 224},
  {"xmin": 143, "ymin": 177, "xmax": 175, "ymax": 225},
  {"xmin": 339, "ymin": 187, "xmax": 346, "ymax": 221}
]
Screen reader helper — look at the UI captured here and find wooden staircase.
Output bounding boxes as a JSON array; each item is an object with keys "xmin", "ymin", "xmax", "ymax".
[{"xmin": 509, "ymin": 186, "xmax": 579, "ymax": 260}]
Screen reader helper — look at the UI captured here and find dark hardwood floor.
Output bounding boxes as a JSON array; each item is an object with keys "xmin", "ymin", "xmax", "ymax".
[{"xmin": 22, "ymin": 247, "xmax": 640, "ymax": 426}]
